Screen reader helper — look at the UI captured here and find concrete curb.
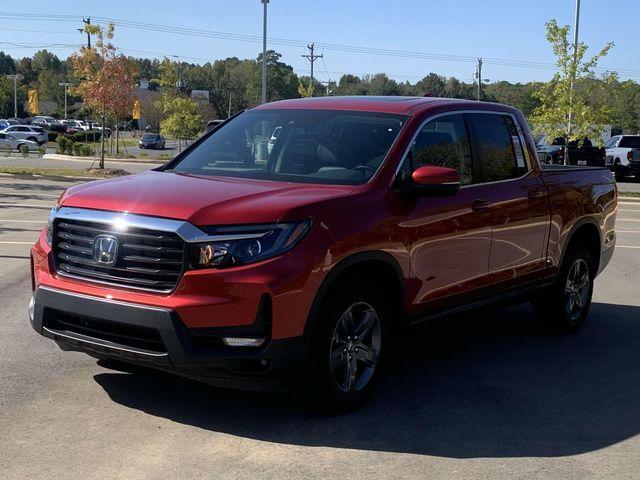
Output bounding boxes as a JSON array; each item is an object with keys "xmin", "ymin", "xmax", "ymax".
[
  {"xmin": 619, "ymin": 196, "xmax": 640, "ymax": 202},
  {"xmin": 42, "ymin": 153, "xmax": 165, "ymax": 165},
  {"xmin": 0, "ymin": 172, "xmax": 99, "ymax": 182}
]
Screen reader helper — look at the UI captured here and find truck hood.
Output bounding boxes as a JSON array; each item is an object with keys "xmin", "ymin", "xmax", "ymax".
[{"xmin": 59, "ymin": 170, "xmax": 355, "ymax": 225}]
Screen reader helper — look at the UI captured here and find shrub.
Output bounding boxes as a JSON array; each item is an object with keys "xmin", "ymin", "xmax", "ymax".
[
  {"xmin": 56, "ymin": 135, "xmax": 69, "ymax": 154},
  {"xmin": 72, "ymin": 143, "xmax": 94, "ymax": 157},
  {"xmin": 47, "ymin": 131, "xmax": 59, "ymax": 142},
  {"xmin": 19, "ymin": 144, "xmax": 29, "ymax": 158},
  {"xmin": 1, "ymin": 145, "xmax": 10, "ymax": 157},
  {"xmin": 70, "ymin": 130, "xmax": 101, "ymax": 143},
  {"xmin": 37, "ymin": 146, "xmax": 46, "ymax": 157}
]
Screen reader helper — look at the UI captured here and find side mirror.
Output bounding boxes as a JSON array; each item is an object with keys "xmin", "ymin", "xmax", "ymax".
[{"xmin": 409, "ymin": 165, "xmax": 460, "ymax": 196}]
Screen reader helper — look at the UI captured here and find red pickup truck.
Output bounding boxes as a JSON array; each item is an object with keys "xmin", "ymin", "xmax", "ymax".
[{"xmin": 29, "ymin": 96, "xmax": 617, "ymax": 411}]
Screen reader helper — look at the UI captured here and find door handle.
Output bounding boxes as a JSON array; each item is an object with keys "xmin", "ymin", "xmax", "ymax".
[
  {"xmin": 471, "ymin": 199, "xmax": 491, "ymax": 212},
  {"xmin": 527, "ymin": 189, "xmax": 545, "ymax": 200}
]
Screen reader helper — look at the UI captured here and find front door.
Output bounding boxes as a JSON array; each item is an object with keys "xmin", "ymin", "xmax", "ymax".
[{"xmin": 397, "ymin": 113, "xmax": 495, "ymax": 310}]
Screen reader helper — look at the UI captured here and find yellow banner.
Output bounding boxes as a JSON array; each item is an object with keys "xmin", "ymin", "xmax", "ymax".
[
  {"xmin": 28, "ymin": 90, "xmax": 39, "ymax": 115},
  {"xmin": 132, "ymin": 99, "xmax": 141, "ymax": 120}
]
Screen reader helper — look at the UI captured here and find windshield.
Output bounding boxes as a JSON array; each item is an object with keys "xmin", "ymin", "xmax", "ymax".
[
  {"xmin": 168, "ymin": 109, "xmax": 406, "ymax": 185},
  {"xmin": 620, "ymin": 136, "xmax": 640, "ymax": 149},
  {"xmin": 142, "ymin": 134, "xmax": 158, "ymax": 140}
]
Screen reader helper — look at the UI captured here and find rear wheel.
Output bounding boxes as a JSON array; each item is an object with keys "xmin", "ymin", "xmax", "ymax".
[
  {"xmin": 306, "ymin": 284, "xmax": 387, "ymax": 413},
  {"xmin": 532, "ymin": 248, "xmax": 594, "ymax": 333},
  {"xmin": 614, "ymin": 160, "xmax": 627, "ymax": 182}
]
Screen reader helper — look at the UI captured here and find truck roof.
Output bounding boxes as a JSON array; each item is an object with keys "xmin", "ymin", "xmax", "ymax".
[{"xmin": 254, "ymin": 95, "xmax": 514, "ymax": 115}]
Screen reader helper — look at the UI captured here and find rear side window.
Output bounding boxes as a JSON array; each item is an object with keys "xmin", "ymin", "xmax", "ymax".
[
  {"xmin": 409, "ymin": 114, "xmax": 473, "ymax": 185},
  {"xmin": 619, "ymin": 136, "xmax": 640, "ymax": 149},
  {"xmin": 468, "ymin": 113, "xmax": 527, "ymax": 182}
]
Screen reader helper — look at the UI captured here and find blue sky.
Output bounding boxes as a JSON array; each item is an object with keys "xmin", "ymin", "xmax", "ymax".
[{"xmin": 1, "ymin": 0, "xmax": 639, "ymax": 84}]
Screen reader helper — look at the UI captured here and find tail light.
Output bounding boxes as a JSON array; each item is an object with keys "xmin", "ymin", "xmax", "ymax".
[{"xmin": 557, "ymin": 149, "xmax": 564, "ymax": 160}]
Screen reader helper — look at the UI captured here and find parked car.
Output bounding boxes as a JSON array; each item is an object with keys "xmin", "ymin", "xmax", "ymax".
[
  {"xmin": 605, "ymin": 135, "xmax": 640, "ymax": 181},
  {"xmin": 1, "ymin": 124, "xmax": 48, "ymax": 144},
  {"xmin": 30, "ymin": 97, "xmax": 617, "ymax": 412},
  {"xmin": 0, "ymin": 132, "xmax": 39, "ymax": 151},
  {"xmin": 0, "ymin": 119, "xmax": 8, "ymax": 130},
  {"xmin": 536, "ymin": 135, "xmax": 605, "ymax": 167},
  {"xmin": 91, "ymin": 123, "xmax": 112, "ymax": 138},
  {"xmin": 7, "ymin": 117, "xmax": 23, "ymax": 125},
  {"xmin": 61, "ymin": 120, "xmax": 83, "ymax": 134},
  {"xmin": 32, "ymin": 116, "xmax": 66, "ymax": 133},
  {"xmin": 138, "ymin": 133, "xmax": 165, "ymax": 149},
  {"xmin": 116, "ymin": 121, "xmax": 133, "ymax": 131}
]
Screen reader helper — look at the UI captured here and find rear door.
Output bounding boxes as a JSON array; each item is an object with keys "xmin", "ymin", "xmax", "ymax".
[{"xmin": 466, "ymin": 112, "xmax": 550, "ymax": 285}]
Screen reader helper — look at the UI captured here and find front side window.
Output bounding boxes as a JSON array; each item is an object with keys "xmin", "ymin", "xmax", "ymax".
[
  {"xmin": 408, "ymin": 114, "xmax": 473, "ymax": 185},
  {"xmin": 468, "ymin": 113, "xmax": 526, "ymax": 182},
  {"xmin": 168, "ymin": 109, "xmax": 406, "ymax": 185}
]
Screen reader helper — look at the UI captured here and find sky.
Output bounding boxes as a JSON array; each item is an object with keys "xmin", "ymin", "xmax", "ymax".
[{"xmin": 1, "ymin": 0, "xmax": 639, "ymax": 84}]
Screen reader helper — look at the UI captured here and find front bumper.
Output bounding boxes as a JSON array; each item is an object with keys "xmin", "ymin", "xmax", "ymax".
[{"xmin": 30, "ymin": 286, "xmax": 308, "ymax": 390}]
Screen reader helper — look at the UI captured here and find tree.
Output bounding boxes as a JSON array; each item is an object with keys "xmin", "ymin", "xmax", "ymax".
[
  {"xmin": 531, "ymin": 19, "xmax": 615, "ymax": 158},
  {"xmin": 298, "ymin": 78, "xmax": 313, "ymax": 98},
  {"xmin": 140, "ymin": 94, "xmax": 164, "ymax": 132},
  {"xmin": 70, "ymin": 23, "xmax": 138, "ymax": 168},
  {"xmin": 0, "ymin": 52, "xmax": 16, "ymax": 75},
  {"xmin": 160, "ymin": 93, "xmax": 202, "ymax": 149}
]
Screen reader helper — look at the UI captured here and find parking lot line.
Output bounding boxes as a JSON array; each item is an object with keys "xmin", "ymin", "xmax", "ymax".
[
  {"xmin": 0, "ymin": 203, "xmax": 52, "ymax": 209},
  {"xmin": 616, "ymin": 230, "xmax": 640, "ymax": 233},
  {"xmin": 0, "ymin": 192, "xmax": 60, "ymax": 198},
  {"xmin": 0, "ymin": 220, "xmax": 47, "ymax": 224},
  {"xmin": 616, "ymin": 245, "xmax": 640, "ymax": 249}
]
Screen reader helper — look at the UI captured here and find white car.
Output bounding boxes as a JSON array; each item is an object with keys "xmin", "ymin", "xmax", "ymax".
[
  {"xmin": 605, "ymin": 135, "xmax": 640, "ymax": 181},
  {"xmin": 1, "ymin": 125, "xmax": 49, "ymax": 145},
  {"xmin": 0, "ymin": 132, "xmax": 39, "ymax": 152}
]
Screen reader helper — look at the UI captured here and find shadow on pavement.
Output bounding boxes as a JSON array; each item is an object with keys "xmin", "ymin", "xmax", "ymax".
[{"xmin": 94, "ymin": 302, "xmax": 640, "ymax": 458}]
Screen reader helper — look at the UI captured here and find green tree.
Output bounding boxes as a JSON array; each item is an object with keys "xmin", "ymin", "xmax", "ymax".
[
  {"xmin": 160, "ymin": 93, "xmax": 202, "ymax": 149},
  {"xmin": 0, "ymin": 52, "xmax": 16, "ymax": 75},
  {"xmin": 531, "ymin": 19, "xmax": 616, "ymax": 154}
]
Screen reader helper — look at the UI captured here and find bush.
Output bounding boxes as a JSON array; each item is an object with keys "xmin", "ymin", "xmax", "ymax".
[
  {"xmin": 72, "ymin": 143, "xmax": 94, "ymax": 157},
  {"xmin": 37, "ymin": 146, "xmax": 46, "ymax": 157},
  {"xmin": 70, "ymin": 130, "xmax": 101, "ymax": 143},
  {"xmin": 56, "ymin": 136, "xmax": 75, "ymax": 155},
  {"xmin": 19, "ymin": 144, "xmax": 29, "ymax": 158},
  {"xmin": 47, "ymin": 131, "xmax": 59, "ymax": 142}
]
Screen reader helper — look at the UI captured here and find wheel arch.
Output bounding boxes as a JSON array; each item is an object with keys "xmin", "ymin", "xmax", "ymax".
[
  {"xmin": 560, "ymin": 219, "xmax": 602, "ymax": 275},
  {"xmin": 303, "ymin": 251, "xmax": 406, "ymax": 338}
]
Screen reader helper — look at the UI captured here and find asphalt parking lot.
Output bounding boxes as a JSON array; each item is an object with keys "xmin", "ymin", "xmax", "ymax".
[{"xmin": 1, "ymin": 176, "xmax": 640, "ymax": 479}]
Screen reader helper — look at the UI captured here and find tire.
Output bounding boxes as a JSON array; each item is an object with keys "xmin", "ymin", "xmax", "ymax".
[
  {"xmin": 545, "ymin": 155, "xmax": 553, "ymax": 165},
  {"xmin": 532, "ymin": 248, "xmax": 594, "ymax": 333},
  {"xmin": 16, "ymin": 143, "xmax": 25, "ymax": 152},
  {"xmin": 614, "ymin": 160, "xmax": 626, "ymax": 182},
  {"xmin": 306, "ymin": 281, "xmax": 388, "ymax": 413}
]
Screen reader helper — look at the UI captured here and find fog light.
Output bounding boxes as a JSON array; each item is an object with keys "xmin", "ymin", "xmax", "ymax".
[
  {"xmin": 28, "ymin": 294, "xmax": 35, "ymax": 323},
  {"xmin": 222, "ymin": 337, "xmax": 266, "ymax": 348}
]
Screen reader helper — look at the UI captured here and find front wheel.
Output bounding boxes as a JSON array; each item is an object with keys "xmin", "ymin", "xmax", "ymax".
[
  {"xmin": 532, "ymin": 249, "xmax": 594, "ymax": 333},
  {"xmin": 306, "ymin": 287, "xmax": 387, "ymax": 412}
]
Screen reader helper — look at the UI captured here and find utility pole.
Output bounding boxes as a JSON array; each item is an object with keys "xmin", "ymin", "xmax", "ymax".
[
  {"xmin": 78, "ymin": 17, "xmax": 91, "ymax": 48},
  {"xmin": 228, "ymin": 91, "xmax": 232, "ymax": 118},
  {"xmin": 301, "ymin": 43, "xmax": 323, "ymax": 95},
  {"xmin": 475, "ymin": 58, "xmax": 483, "ymax": 101},
  {"xmin": 261, "ymin": 0, "xmax": 269, "ymax": 104},
  {"xmin": 566, "ymin": 0, "xmax": 581, "ymax": 165},
  {"xmin": 58, "ymin": 82, "xmax": 71, "ymax": 119}
]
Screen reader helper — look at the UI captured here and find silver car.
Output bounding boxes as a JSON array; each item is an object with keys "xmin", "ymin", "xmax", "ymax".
[
  {"xmin": 0, "ymin": 132, "xmax": 39, "ymax": 152},
  {"xmin": 1, "ymin": 125, "xmax": 49, "ymax": 144}
]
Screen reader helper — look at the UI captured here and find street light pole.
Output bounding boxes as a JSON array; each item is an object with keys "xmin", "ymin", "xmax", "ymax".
[
  {"xmin": 58, "ymin": 82, "xmax": 71, "ymax": 119},
  {"xmin": 261, "ymin": 0, "xmax": 269, "ymax": 104},
  {"xmin": 6, "ymin": 74, "xmax": 23, "ymax": 118}
]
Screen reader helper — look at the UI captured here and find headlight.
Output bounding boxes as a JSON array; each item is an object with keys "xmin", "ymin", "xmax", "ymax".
[
  {"xmin": 45, "ymin": 206, "xmax": 57, "ymax": 245},
  {"xmin": 45, "ymin": 191, "xmax": 65, "ymax": 245},
  {"xmin": 189, "ymin": 220, "xmax": 311, "ymax": 269}
]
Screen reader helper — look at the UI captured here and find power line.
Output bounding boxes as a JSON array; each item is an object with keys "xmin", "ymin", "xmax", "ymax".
[{"xmin": 0, "ymin": 11, "xmax": 639, "ymax": 78}]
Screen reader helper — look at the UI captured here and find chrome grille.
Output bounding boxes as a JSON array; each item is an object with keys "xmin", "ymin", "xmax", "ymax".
[{"xmin": 52, "ymin": 218, "xmax": 185, "ymax": 291}]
